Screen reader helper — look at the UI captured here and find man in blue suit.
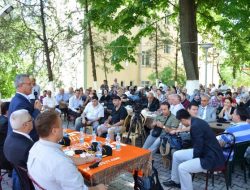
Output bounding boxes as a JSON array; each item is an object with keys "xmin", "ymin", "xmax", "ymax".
[
  {"xmin": 8, "ymin": 74, "xmax": 42, "ymax": 141},
  {"xmin": 4, "ymin": 109, "xmax": 34, "ymax": 190},
  {"xmin": 164, "ymin": 109, "xmax": 225, "ymax": 190}
]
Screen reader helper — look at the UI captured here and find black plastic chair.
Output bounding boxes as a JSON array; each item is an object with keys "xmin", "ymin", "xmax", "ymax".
[{"xmin": 228, "ymin": 140, "xmax": 250, "ymax": 185}]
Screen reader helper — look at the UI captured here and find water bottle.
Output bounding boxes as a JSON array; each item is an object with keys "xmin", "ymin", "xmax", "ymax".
[
  {"xmin": 105, "ymin": 134, "xmax": 111, "ymax": 146},
  {"xmin": 91, "ymin": 131, "xmax": 96, "ymax": 143},
  {"xmin": 95, "ymin": 142, "xmax": 102, "ymax": 160},
  {"xmin": 116, "ymin": 133, "xmax": 121, "ymax": 151},
  {"xmin": 79, "ymin": 128, "xmax": 84, "ymax": 144}
]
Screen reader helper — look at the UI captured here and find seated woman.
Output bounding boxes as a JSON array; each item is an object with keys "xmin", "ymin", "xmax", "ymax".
[
  {"xmin": 217, "ymin": 97, "xmax": 235, "ymax": 122},
  {"xmin": 100, "ymin": 89, "xmax": 111, "ymax": 106}
]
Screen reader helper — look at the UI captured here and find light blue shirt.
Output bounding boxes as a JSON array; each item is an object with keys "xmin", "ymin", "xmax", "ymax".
[{"xmin": 27, "ymin": 139, "xmax": 88, "ymax": 190}]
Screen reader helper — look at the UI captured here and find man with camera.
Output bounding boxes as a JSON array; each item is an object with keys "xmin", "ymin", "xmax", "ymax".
[{"xmin": 143, "ymin": 102, "xmax": 179, "ymax": 154}]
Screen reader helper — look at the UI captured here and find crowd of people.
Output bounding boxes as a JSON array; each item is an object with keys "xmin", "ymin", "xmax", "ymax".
[{"xmin": 0, "ymin": 74, "xmax": 250, "ymax": 190}]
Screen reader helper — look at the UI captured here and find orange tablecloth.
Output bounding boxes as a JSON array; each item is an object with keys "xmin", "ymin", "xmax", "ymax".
[{"xmin": 65, "ymin": 129, "xmax": 152, "ymax": 185}]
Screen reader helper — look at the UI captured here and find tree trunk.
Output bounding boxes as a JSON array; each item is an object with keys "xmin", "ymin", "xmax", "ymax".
[
  {"xmin": 85, "ymin": 0, "xmax": 97, "ymax": 82},
  {"xmin": 103, "ymin": 53, "xmax": 108, "ymax": 81},
  {"xmin": 155, "ymin": 23, "xmax": 159, "ymax": 79},
  {"xmin": 174, "ymin": 30, "xmax": 179, "ymax": 82},
  {"xmin": 40, "ymin": 0, "xmax": 53, "ymax": 81},
  {"xmin": 179, "ymin": 0, "xmax": 198, "ymax": 80}
]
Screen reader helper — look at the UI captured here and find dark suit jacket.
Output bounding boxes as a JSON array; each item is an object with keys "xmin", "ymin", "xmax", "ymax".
[
  {"xmin": 4, "ymin": 132, "xmax": 34, "ymax": 168},
  {"xmin": 190, "ymin": 117, "xmax": 225, "ymax": 170},
  {"xmin": 0, "ymin": 115, "xmax": 12, "ymax": 169},
  {"xmin": 8, "ymin": 93, "xmax": 40, "ymax": 141},
  {"xmin": 147, "ymin": 97, "xmax": 160, "ymax": 112}
]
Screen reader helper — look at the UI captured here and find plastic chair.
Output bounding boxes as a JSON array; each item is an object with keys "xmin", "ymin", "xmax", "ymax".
[{"xmin": 228, "ymin": 140, "xmax": 250, "ymax": 185}]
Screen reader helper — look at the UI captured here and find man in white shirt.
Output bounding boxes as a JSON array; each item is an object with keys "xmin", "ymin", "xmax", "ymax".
[
  {"xmin": 28, "ymin": 110, "xmax": 106, "ymax": 190},
  {"xmin": 43, "ymin": 90, "xmax": 58, "ymax": 110},
  {"xmin": 75, "ymin": 95, "xmax": 104, "ymax": 132},
  {"xmin": 29, "ymin": 77, "xmax": 41, "ymax": 102},
  {"xmin": 170, "ymin": 94, "xmax": 184, "ymax": 116},
  {"xmin": 68, "ymin": 89, "xmax": 83, "ymax": 117}
]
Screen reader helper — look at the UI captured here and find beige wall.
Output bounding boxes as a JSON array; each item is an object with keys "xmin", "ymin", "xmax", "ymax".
[{"xmin": 85, "ymin": 19, "xmax": 179, "ymax": 89}]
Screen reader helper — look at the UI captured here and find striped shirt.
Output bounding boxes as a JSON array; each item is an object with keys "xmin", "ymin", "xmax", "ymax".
[{"xmin": 217, "ymin": 122, "xmax": 250, "ymax": 160}]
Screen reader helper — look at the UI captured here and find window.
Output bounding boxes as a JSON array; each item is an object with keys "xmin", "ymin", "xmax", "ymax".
[
  {"xmin": 141, "ymin": 51, "xmax": 150, "ymax": 67},
  {"xmin": 164, "ymin": 43, "xmax": 171, "ymax": 54},
  {"xmin": 130, "ymin": 81, "xmax": 133, "ymax": 86},
  {"xmin": 141, "ymin": 81, "xmax": 150, "ymax": 87},
  {"xmin": 120, "ymin": 81, "xmax": 124, "ymax": 87}
]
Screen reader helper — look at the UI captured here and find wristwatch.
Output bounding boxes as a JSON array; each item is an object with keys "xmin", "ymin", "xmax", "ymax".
[{"xmin": 163, "ymin": 126, "xmax": 166, "ymax": 129}]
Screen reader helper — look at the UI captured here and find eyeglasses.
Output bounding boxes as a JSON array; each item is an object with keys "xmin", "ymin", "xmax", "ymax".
[
  {"xmin": 22, "ymin": 82, "xmax": 32, "ymax": 86},
  {"xmin": 25, "ymin": 118, "xmax": 33, "ymax": 123}
]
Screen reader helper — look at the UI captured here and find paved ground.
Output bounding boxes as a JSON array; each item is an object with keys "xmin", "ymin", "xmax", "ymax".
[{"xmin": 2, "ymin": 120, "xmax": 250, "ymax": 190}]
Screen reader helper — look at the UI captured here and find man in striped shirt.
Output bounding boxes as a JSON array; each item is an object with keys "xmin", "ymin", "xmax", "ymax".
[{"xmin": 217, "ymin": 106, "xmax": 250, "ymax": 160}]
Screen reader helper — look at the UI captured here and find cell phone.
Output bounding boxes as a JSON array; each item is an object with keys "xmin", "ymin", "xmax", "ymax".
[
  {"xmin": 89, "ymin": 161, "xmax": 100, "ymax": 169},
  {"xmin": 74, "ymin": 150, "xmax": 84, "ymax": 154},
  {"xmin": 217, "ymin": 123, "xmax": 222, "ymax": 126}
]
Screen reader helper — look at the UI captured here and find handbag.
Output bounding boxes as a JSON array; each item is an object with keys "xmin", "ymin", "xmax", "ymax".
[
  {"xmin": 151, "ymin": 116, "xmax": 170, "ymax": 138},
  {"xmin": 134, "ymin": 160, "xmax": 164, "ymax": 190}
]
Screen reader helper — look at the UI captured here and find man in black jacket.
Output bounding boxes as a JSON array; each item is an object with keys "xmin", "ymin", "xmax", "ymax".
[
  {"xmin": 4, "ymin": 109, "xmax": 34, "ymax": 190},
  {"xmin": 163, "ymin": 109, "xmax": 225, "ymax": 190}
]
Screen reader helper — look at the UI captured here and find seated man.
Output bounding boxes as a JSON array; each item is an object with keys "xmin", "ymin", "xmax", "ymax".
[
  {"xmin": 217, "ymin": 106, "xmax": 250, "ymax": 159},
  {"xmin": 143, "ymin": 102, "xmax": 179, "ymax": 154},
  {"xmin": 68, "ymin": 89, "xmax": 83, "ymax": 118},
  {"xmin": 4, "ymin": 109, "xmax": 34, "ymax": 190},
  {"xmin": 43, "ymin": 90, "xmax": 58, "ymax": 110},
  {"xmin": 75, "ymin": 95, "xmax": 104, "ymax": 132},
  {"xmin": 97, "ymin": 95, "xmax": 128, "ymax": 140},
  {"xmin": 164, "ymin": 109, "xmax": 225, "ymax": 189},
  {"xmin": 146, "ymin": 92, "xmax": 160, "ymax": 112},
  {"xmin": 55, "ymin": 88, "xmax": 69, "ymax": 114},
  {"xmin": 197, "ymin": 95, "xmax": 216, "ymax": 123},
  {"xmin": 170, "ymin": 94, "xmax": 184, "ymax": 116},
  {"xmin": 28, "ymin": 110, "xmax": 106, "ymax": 190}
]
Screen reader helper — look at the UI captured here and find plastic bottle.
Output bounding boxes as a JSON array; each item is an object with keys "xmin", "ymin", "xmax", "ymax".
[
  {"xmin": 91, "ymin": 131, "xmax": 96, "ymax": 143},
  {"xmin": 116, "ymin": 133, "xmax": 121, "ymax": 151},
  {"xmin": 95, "ymin": 142, "xmax": 102, "ymax": 160},
  {"xmin": 105, "ymin": 133, "xmax": 111, "ymax": 146},
  {"xmin": 79, "ymin": 128, "xmax": 84, "ymax": 144}
]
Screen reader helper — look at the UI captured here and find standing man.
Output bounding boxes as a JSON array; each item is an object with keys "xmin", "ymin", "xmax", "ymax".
[
  {"xmin": 163, "ymin": 109, "xmax": 225, "ymax": 189},
  {"xmin": 8, "ymin": 74, "xmax": 42, "ymax": 141}
]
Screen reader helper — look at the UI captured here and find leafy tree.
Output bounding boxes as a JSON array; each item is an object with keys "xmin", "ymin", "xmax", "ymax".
[{"xmin": 148, "ymin": 65, "xmax": 186, "ymax": 87}]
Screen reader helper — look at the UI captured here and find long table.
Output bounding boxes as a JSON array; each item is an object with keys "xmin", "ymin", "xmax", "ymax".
[
  {"xmin": 209, "ymin": 122, "xmax": 230, "ymax": 134},
  {"xmin": 64, "ymin": 129, "xmax": 152, "ymax": 186}
]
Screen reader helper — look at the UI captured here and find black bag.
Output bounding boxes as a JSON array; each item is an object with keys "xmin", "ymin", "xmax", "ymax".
[
  {"xmin": 151, "ymin": 116, "xmax": 170, "ymax": 138},
  {"xmin": 179, "ymin": 132, "xmax": 192, "ymax": 149},
  {"xmin": 151, "ymin": 127, "xmax": 162, "ymax": 138},
  {"xmin": 134, "ymin": 161, "xmax": 164, "ymax": 190},
  {"xmin": 59, "ymin": 136, "xmax": 71, "ymax": 146}
]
